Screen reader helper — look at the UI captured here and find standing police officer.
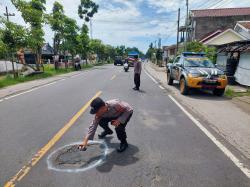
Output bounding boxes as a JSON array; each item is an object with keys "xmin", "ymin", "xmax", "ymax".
[{"xmin": 133, "ymin": 55, "xmax": 142, "ymax": 91}]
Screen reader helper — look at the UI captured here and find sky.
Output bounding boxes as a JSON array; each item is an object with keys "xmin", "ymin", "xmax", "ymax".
[{"xmin": 1, "ymin": 0, "xmax": 250, "ymax": 53}]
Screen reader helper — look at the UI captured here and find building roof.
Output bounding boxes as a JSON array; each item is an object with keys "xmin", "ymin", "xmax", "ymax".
[
  {"xmin": 191, "ymin": 7, "xmax": 250, "ymax": 18},
  {"xmin": 42, "ymin": 43, "xmax": 54, "ymax": 55},
  {"xmin": 200, "ymin": 30, "xmax": 223, "ymax": 43},
  {"xmin": 238, "ymin": 21, "xmax": 250, "ymax": 30},
  {"xmin": 203, "ymin": 28, "xmax": 247, "ymax": 45},
  {"xmin": 217, "ymin": 40, "xmax": 250, "ymax": 53}
]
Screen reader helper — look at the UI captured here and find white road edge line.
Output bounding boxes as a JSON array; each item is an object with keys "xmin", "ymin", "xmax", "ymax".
[
  {"xmin": 3, "ymin": 81, "xmax": 58, "ymax": 100},
  {"xmin": 144, "ymin": 69, "xmax": 158, "ymax": 84},
  {"xmin": 71, "ymin": 73, "xmax": 83, "ymax": 78},
  {"xmin": 4, "ymin": 88, "xmax": 39, "ymax": 100},
  {"xmin": 168, "ymin": 94, "xmax": 250, "ymax": 178},
  {"xmin": 159, "ymin": 85, "xmax": 164, "ymax": 90}
]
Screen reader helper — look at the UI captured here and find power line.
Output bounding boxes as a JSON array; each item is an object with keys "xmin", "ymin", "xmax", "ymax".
[
  {"xmin": 193, "ymin": 0, "xmax": 220, "ymax": 9},
  {"xmin": 206, "ymin": 0, "xmax": 227, "ymax": 9},
  {"xmin": 214, "ymin": 0, "xmax": 234, "ymax": 8}
]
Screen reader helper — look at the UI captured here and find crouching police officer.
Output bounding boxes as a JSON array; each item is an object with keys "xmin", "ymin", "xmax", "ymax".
[{"xmin": 79, "ymin": 97, "xmax": 133, "ymax": 153}]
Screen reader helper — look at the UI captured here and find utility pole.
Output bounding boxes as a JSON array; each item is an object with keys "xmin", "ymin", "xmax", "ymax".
[
  {"xmin": 90, "ymin": 19, "xmax": 93, "ymax": 39},
  {"xmin": 185, "ymin": 0, "xmax": 189, "ymax": 51},
  {"xmin": 158, "ymin": 34, "xmax": 161, "ymax": 49},
  {"xmin": 4, "ymin": 6, "xmax": 15, "ymax": 21},
  {"xmin": 4, "ymin": 6, "xmax": 17, "ymax": 78},
  {"xmin": 176, "ymin": 8, "xmax": 180, "ymax": 55},
  {"xmin": 158, "ymin": 37, "xmax": 161, "ymax": 49}
]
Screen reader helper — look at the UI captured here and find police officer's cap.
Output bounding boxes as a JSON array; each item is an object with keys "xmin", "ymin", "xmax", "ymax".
[{"xmin": 90, "ymin": 97, "xmax": 105, "ymax": 114}]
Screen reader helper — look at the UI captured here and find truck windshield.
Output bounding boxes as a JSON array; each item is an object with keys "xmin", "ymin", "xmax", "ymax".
[{"xmin": 184, "ymin": 57, "xmax": 215, "ymax": 68}]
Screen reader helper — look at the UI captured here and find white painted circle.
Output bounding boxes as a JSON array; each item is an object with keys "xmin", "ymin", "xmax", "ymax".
[{"xmin": 47, "ymin": 140, "xmax": 108, "ymax": 173}]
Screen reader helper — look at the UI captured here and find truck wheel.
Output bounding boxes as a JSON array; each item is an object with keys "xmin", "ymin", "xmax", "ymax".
[
  {"xmin": 213, "ymin": 88, "xmax": 225, "ymax": 96},
  {"xmin": 180, "ymin": 78, "xmax": 189, "ymax": 95},
  {"xmin": 167, "ymin": 72, "xmax": 173, "ymax": 85}
]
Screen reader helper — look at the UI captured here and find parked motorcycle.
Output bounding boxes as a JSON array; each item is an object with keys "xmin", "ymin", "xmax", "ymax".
[{"xmin": 124, "ymin": 62, "xmax": 129, "ymax": 72}]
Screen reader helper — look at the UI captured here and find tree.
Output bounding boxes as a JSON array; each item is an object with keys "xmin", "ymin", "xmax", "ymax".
[
  {"xmin": 103, "ymin": 45, "xmax": 115, "ymax": 61},
  {"xmin": 78, "ymin": 0, "xmax": 99, "ymax": 22},
  {"xmin": 115, "ymin": 45, "xmax": 126, "ymax": 57},
  {"xmin": 0, "ymin": 30, "xmax": 7, "ymax": 60},
  {"xmin": 48, "ymin": 1, "xmax": 65, "ymax": 55},
  {"xmin": 187, "ymin": 41, "xmax": 217, "ymax": 63},
  {"xmin": 0, "ymin": 19, "xmax": 28, "ymax": 77},
  {"xmin": 125, "ymin": 47, "xmax": 144, "ymax": 57},
  {"xmin": 61, "ymin": 16, "xmax": 79, "ymax": 57},
  {"xmin": 146, "ymin": 43, "xmax": 156, "ymax": 61},
  {"xmin": 11, "ymin": 0, "xmax": 46, "ymax": 70},
  {"xmin": 77, "ymin": 24, "xmax": 90, "ymax": 62},
  {"xmin": 89, "ymin": 39, "xmax": 105, "ymax": 61},
  {"xmin": 186, "ymin": 41, "xmax": 204, "ymax": 52}
]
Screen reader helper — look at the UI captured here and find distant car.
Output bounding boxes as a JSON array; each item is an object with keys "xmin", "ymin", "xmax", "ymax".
[
  {"xmin": 166, "ymin": 52, "xmax": 228, "ymax": 96},
  {"xmin": 114, "ymin": 56, "xmax": 123, "ymax": 66}
]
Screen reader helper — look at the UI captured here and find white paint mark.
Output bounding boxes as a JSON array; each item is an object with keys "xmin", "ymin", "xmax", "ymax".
[
  {"xmin": 0, "ymin": 99, "xmax": 3, "ymax": 102},
  {"xmin": 168, "ymin": 94, "xmax": 250, "ymax": 178},
  {"xmin": 159, "ymin": 85, "xmax": 164, "ymax": 90},
  {"xmin": 40, "ymin": 81, "xmax": 57, "ymax": 88},
  {"xmin": 4, "ymin": 87, "xmax": 39, "ymax": 100},
  {"xmin": 144, "ymin": 69, "xmax": 158, "ymax": 84},
  {"xmin": 47, "ymin": 140, "xmax": 108, "ymax": 173},
  {"xmin": 71, "ymin": 73, "xmax": 83, "ymax": 78},
  {"xmin": 3, "ymin": 81, "xmax": 57, "ymax": 101}
]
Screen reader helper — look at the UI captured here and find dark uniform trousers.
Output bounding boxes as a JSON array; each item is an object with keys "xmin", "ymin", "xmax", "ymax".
[
  {"xmin": 134, "ymin": 73, "xmax": 141, "ymax": 89},
  {"xmin": 99, "ymin": 113, "xmax": 133, "ymax": 143}
]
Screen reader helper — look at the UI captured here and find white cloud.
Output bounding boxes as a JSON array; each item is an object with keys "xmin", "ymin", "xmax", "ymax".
[{"xmin": 1, "ymin": 0, "xmax": 250, "ymax": 53}]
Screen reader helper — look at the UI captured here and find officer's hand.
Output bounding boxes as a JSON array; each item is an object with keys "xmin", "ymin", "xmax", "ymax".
[
  {"xmin": 78, "ymin": 144, "xmax": 87, "ymax": 151},
  {"xmin": 78, "ymin": 137, "xmax": 88, "ymax": 151},
  {"xmin": 111, "ymin": 120, "xmax": 121, "ymax": 127}
]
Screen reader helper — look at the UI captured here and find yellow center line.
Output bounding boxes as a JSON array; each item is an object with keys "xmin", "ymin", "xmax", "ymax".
[
  {"xmin": 111, "ymin": 75, "xmax": 116, "ymax": 80},
  {"xmin": 4, "ymin": 91, "xmax": 102, "ymax": 187}
]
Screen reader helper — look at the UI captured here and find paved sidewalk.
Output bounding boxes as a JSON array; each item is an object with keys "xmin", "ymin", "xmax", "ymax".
[
  {"xmin": 0, "ymin": 71, "xmax": 83, "ymax": 99},
  {"xmin": 145, "ymin": 62, "xmax": 250, "ymax": 160}
]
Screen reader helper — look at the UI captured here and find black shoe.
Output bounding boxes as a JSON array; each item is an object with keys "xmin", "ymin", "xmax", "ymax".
[
  {"xmin": 133, "ymin": 87, "xmax": 139, "ymax": 91},
  {"xmin": 98, "ymin": 130, "xmax": 113, "ymax": 139},
  {"xmin": 117, "ymin": 142, "xmax": 128, "ymax": 153}
]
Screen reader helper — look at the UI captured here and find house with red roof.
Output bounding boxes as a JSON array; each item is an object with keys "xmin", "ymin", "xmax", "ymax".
[
  {"xmin": 200, "ymin": 28, "xmax": 247, "ymax": 46},
  {"xmin": 189, "ymin": 7, "xmax": 250, "ymax": 42}
]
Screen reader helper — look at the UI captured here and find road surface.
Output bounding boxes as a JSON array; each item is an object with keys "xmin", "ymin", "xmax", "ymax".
[{"xmin": 0, "ymin": 64, "xmax": 249, "ymax": 187}]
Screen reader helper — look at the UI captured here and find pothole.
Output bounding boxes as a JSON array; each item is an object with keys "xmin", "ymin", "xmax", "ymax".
[{"xmin": 47, "ymin": 141, "xmax": 108, "ymax": 172}]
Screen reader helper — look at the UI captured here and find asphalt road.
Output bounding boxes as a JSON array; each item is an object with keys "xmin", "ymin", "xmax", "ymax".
[{"xmin": 0, "ymin": 64, "xmax": 249, "ymax": 187}]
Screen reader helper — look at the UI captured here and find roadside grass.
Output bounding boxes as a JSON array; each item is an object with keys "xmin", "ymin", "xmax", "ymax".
[
  {"xmin": 225, "ymin": 87, "xmax": 250, "ymax": 98},
  {"xmin": 0, "ymin": 72, "xmax": 57, "ymax": 89},
  {"xmin": 0, "ymin": 61, "xmax": 110, "ymax": 89}
]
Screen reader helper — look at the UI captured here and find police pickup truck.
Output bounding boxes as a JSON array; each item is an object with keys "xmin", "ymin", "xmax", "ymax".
[{"xmin": 166, "ymin": 52, "xmax": 228, "ymax": 96}]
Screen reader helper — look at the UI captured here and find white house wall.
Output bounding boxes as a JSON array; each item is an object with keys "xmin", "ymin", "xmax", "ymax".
[{"xmin": 234, "ymin": 52, "xmax": 250, "ymax": 86}]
